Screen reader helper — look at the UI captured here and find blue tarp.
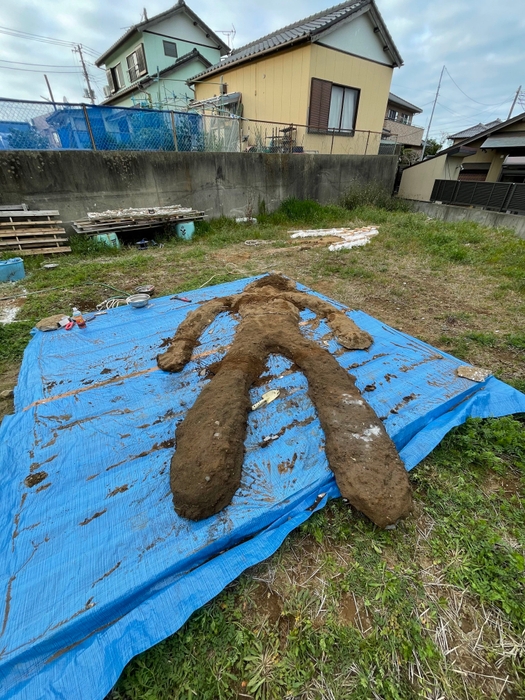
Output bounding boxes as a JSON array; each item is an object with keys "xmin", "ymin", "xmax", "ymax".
[{"xmin": 1, "ymin": 276, "xmax": 524, "ymax": 699}]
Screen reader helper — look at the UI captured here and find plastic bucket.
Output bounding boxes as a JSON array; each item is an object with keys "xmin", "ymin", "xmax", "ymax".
[
  {"xmin": 175, "ymin": 221, "xmax": 195, "ymax": 241},
  {"xmin": 0, "ymin": 257, "xmax": 25, "ymax": 283},
  {"xmin": 94, "ymin": 232, "xmax": 120, "ymax": 248}
]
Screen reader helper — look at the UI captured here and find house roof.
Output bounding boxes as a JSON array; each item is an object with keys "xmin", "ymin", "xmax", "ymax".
[
  {"xmin": 188, "ymin": 0, "xmax": 403, "ymax": 83},
  {"xmin": 480, "ymin": 132, "xmax": 525, "ymax": 149},
  {"xmin": 402, "ymin": 111, "xmax": 525, "ymax": 170},
  {"xmin": 388, "ymin": 92, "xmax": 422, "ymax": 114},
  {"xmin": 95, "ymin": 0, "xmax": 229, "ymax": 67},
  {"xmin": 100, "ymin": 49, "xmax": 211, "ymax": 105},
  {"xmin": 448, "ymin": 119, "xmax": 502, "ymax": 140}
]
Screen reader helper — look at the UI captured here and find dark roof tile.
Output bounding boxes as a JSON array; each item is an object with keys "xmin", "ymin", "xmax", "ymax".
[{"xmin": 189, "ymin": 0, "xmax": 402, "ymax": 82}]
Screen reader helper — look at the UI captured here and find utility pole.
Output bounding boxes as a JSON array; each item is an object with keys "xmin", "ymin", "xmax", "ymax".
[
  {"xmin": 44, "ymin": 74, "xmax": 55, "ymax": 102},
  {"xmin": 507, "ymin": 85, "xmax": 522, "ymax": 120},
  {"xmin": 73, "ymin": 44, "xmax": 95, "ymax": 104},
  {"xmin": 421, "ymin": 64, "xmax": 445, "ymax": 161}
]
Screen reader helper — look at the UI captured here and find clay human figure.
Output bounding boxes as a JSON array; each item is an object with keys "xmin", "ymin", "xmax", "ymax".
[{"xmin": 158, "ymin": 274, "xmax": 412, "ymax": 527}]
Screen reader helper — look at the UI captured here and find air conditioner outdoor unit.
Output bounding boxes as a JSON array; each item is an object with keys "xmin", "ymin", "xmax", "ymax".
[{"xmin": 103, "ymin": 85, "xmax": 112, "ymax": 97}]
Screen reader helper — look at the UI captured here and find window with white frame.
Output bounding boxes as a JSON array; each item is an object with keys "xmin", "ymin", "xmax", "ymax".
[
  {"xmin": 387, "ymin": 108, "xmax": 397, "ymax": 120},
  {"xmin": 126, "ymin": 44, "xmax": 147, "ymax": 82},
  {"xmin": 308, "ymin": 78, "xmax": 360, "ymax": 135}
]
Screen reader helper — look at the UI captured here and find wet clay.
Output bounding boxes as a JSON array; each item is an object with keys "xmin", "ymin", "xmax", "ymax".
[{"xmin": 157, "ymin": 275, "xmax": 412, "ymax": 527}]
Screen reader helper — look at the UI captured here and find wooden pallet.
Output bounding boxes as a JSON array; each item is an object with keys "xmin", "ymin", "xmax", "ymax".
[
  {"xmin": 0, "ymin": 209, "xmax": 70, "ymax": 255},
  {"xmin": 72, "ymin": 211, "xmax": 204, "ymax": 236}
]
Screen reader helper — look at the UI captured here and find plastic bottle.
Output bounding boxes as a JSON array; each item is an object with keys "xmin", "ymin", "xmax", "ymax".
[{"xmin": 72, "ymin": 307, "xmax": 86, "ymax": 328}]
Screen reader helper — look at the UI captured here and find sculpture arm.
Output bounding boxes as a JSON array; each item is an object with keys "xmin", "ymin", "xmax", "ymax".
[
  {"xmin": 283, "ymin": 292, "xmax": 373, "ymax": 350},
  {"xmin": 157, "ymin": 296, "xmax": 234, "ymax": 372}
]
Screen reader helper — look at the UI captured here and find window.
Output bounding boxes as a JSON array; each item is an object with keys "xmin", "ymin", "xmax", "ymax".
[
  {"xmin": 308, "ymin": 78, "xmax": 359, "ymax": 135},
  {"xmin": 387, "ymin": 108, "xmax": 397, "ymax": 121},
  {"xmin": 163, "ymin": 41, "xmax": 178, "ymax": 58},
  {"xmin": 126, "ymin": 44, "xmax": 147, "ymax": 82},
  {"xmin": 400, "ymin": 113, "xmax": 410, "ymax": 124}
]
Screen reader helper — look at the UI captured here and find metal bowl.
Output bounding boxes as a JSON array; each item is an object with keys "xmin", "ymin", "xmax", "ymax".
[{"xmin": 126, "ymin": 293, "xmax": 150, "ymax": 308}]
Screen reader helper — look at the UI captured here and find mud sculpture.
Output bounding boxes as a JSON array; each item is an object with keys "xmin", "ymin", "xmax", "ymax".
[{"xmin": 158, "ymin": 275, "xmax": 412, "ymax": 527}]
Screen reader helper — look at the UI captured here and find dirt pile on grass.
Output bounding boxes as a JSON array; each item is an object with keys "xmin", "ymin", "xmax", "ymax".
[{"xmin": 158, "ymin": 274, "xmax": 412, "ymax": 527}]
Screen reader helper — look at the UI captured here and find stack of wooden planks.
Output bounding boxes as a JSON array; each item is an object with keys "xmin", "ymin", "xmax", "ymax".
[
  {"xmin": 0, "ymin": 205, "xmax": 70, "ymax": 255},
  {"xmin": 72, "ymin": 205, "xmax": 204, "ymax": 236}
]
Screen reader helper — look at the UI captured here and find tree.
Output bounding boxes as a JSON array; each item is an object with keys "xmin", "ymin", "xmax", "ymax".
[
  {"xmin": 423, "ymin": 138, "xmax": 442, "ymax": 157},
  {"xmin": 399, "ymin": 148, "xmax": 420, "ymax": 166}
]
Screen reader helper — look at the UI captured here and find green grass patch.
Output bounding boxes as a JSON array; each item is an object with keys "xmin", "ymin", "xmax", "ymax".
[{"xmin": 0, "ymin": 321, "xmax": 34, "ymax": 373}]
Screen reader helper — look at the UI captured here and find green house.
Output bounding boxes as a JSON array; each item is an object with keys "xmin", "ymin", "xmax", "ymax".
[{"xmin": 95, "ymin": 0, "xmax": 229, "ymax": 110}]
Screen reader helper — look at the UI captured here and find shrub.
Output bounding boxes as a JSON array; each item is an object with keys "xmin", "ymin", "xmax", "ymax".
[{"xmin": 341, "ymin": 181, "xmax": 411, "ymax": 212}]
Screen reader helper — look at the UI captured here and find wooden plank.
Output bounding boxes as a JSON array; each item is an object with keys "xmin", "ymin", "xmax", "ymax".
[
  {"xmin": 0, "ymin": 210, "xmax": 59, "ymax": 217},
  {"xmin": 76, "ymin": 216, "xmax": 203, "ymax": 234},
  {"xmin": 17, "ymin": 246, "xmax": 71, "ymax": 256},
  {"xmin": 0, "ymin": 237, "xmax": 68, "ymax": 247},
  {"xmin": 0, "ymin": 228, "xmax": 66, "ymax": 238},
  {"xmin": 0, "ymin": 204, "xmax": 27, "ymax": 211},
  {"xmin": 0, "ymin": 220, "xmax": 62, "ymax": 228}
]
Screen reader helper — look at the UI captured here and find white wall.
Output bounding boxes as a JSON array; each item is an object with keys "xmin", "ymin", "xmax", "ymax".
[{"xmin": 317, "ymin": 13, "xmax": 393, "ymax": 65}]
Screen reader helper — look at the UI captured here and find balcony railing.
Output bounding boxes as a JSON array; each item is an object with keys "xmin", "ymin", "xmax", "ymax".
[{"xmin": 384, "ymin": 117, "xmax": 425, "ymax": 130}]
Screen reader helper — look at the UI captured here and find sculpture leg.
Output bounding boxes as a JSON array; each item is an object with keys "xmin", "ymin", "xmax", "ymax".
[
  {"xmin": 270, "ymin": 328, "xmax": 413, "ymax": 528},
  {"xmin": 170, "ymin": 334, "xmax": 266, "ymax": 520}
]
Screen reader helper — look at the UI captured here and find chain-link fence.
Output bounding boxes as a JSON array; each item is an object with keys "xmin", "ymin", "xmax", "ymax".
[
  {"xmin": 0, "ymin": 98, "xmax": 382, "ymax": 155},
  {"xmin": 0, "ymin": 99, "xmax": 242, "ymax": 153}
]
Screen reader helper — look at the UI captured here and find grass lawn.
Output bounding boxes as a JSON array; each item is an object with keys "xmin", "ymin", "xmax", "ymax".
[{"xmin": 0, "ymin": 199, "xmax": 524, "ymax": 699}]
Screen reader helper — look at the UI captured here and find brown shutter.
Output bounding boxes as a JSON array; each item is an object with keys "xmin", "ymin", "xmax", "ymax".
[{"xmin": 308, "ymin": 78, "xmax": 331, "ymax": 132}]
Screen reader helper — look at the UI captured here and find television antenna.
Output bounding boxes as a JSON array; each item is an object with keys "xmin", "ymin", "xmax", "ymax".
[{"xmin": 215, "ymin": 25, "xmax": 236, "ymax": 50}]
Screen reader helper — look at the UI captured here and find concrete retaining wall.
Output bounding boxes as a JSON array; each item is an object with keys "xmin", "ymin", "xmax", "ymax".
[
  {"xmin": 405, "ymin": 200, "xmax": 525, "ymax": 239},
  {"xmin": 0, "ymin": 151, "xmax": 397, "ymax": 229}
]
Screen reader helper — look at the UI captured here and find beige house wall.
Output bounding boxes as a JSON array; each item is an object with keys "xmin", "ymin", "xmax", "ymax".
[
  {"xmin": 383, "ymin": 118, "xmax": 424, "ymax": 147},
  {"xmin": 193, "ymin": 45, "xmax": 313, "ymax": 125},
  {"xmin": 398, "ymin": 154, "xmax": 447, "ymax": 201},
  {"xmin": 193, "ymin": 42, "xmax": 393, "ymax": 155}
]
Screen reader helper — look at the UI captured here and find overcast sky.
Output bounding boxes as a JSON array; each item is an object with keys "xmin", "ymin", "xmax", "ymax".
[{"xmin": 1, "ymin": 0, "xmax": 524, "ymax": 141}]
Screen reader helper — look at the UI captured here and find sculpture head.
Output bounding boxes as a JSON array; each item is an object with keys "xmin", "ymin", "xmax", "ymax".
[{"xmin": 244, "ymin": 274, "xmax": 297, "ymax": 294}]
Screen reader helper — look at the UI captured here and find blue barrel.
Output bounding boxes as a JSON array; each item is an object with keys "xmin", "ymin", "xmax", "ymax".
[
  {"xmin": 0, "ymin": 257, "xmax": 25, "ymax": 283},
  {"xmin": 175, "ymin": 221, "xmax": 195, "ymax": 241}
]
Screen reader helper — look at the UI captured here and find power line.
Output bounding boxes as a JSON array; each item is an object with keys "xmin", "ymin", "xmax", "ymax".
[
  {"xmin": 432, "ymin": 96, "xmax": 511, "ymax": 126},
  {"xmin": 0, "ymin": 58, "xmax": 79, "ymax": 68},
  {"xmin": 0, "ymin": 64, "xmax": 82, "ymax": 73},
  {"xmin": 0, "ymin": 26, "xmax": 74, "ymax": 47},
  {"xmin": 444, "ymin": 67, "xmax": 507, "ymax": 107},
  {"xmin": 0, "ymin": 25, "xmax": 101, "ymax": 56}
]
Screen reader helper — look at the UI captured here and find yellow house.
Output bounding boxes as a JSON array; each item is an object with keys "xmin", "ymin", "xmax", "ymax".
[
  {"xmin": 399, "ymin": 112, "xmax": 525, "ymax": 204},
  {"xmin": 188, "ymin": 0, "xmax": 403, "ymax": 155}
]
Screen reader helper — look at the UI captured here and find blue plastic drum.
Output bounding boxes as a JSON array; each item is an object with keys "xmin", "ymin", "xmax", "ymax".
[
  {"xmin": 0, "ymin": 257, "xmax": 25, "ymax": 283},
  {"xmin": 175, "ymin": 221, "xmax": 195, "ymax": 241}
]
